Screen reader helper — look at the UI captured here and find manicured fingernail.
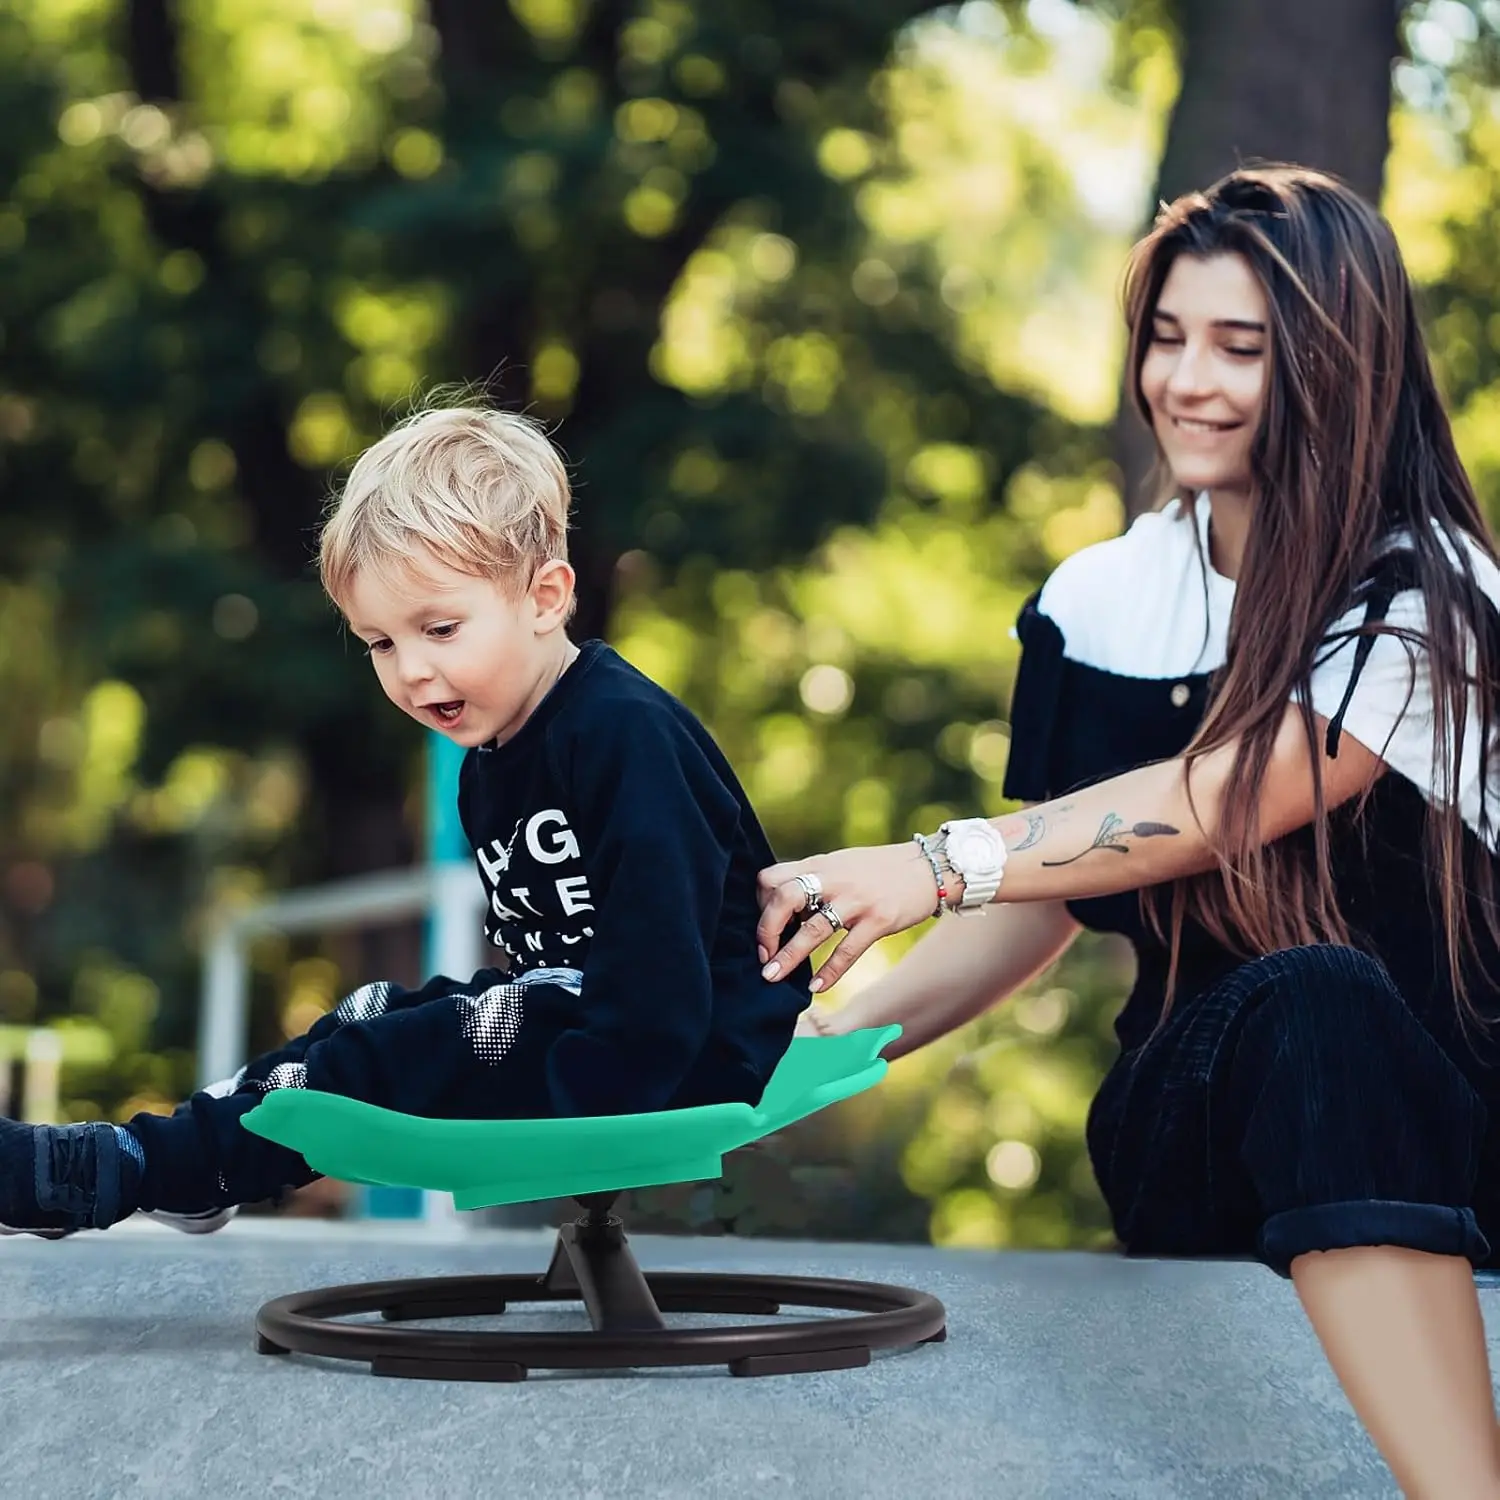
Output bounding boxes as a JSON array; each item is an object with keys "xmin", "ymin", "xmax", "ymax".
[
  {"xmin": 763, "ymin": 962, "xmax": 780, "ymax": 980},
  {"xmin": 758, "ymin": 946, "xmax": 767, "ymax": 964},
  {"xmin": 809, "ymin": 977, "xmax": 823, "ymax": 993}
]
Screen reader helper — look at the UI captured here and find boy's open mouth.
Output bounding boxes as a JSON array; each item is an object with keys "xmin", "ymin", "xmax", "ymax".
[{"xmin": 427, "ymin": 701, "xmax": 465, "ymax": 725}]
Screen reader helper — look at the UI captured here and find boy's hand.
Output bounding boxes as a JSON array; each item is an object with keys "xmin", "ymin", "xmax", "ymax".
[{"xmin": 794, "ymin": 1005, "xmax": 837, "ymax": 1038}]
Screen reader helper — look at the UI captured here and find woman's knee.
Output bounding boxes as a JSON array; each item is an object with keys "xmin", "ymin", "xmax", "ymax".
[
  {"xmin": 1237, "ymin": 943, "xmax": 1397, "ymax": 1011},
  {"xmin": 1230, "ymin": 943, "xmax": 1469, "ymax": 1098},
  {"xmin": 1226, "ymin": 946, "xmax": 1487, "ymax": 1211},
  {"xmin": 1228, "ymin": 944, "xmax": 1412, "ymax": 1077}
]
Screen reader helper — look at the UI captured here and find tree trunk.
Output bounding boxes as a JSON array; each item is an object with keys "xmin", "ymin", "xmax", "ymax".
[{"xmin": 1112, "ymin": 0, "xmax": 1401, "ymax": 516}]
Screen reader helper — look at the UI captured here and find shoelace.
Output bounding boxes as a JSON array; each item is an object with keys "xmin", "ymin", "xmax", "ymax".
[
  {"xmin": 45, "ymin": 1125, "xmax": 93, "ymax": 1194},
  {"xmin": 39, "ymin": 1123, "xmax": 118, "ymax": 1227}
]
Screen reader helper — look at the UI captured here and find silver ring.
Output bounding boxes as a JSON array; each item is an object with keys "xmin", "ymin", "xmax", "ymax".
[
  {"xmin": 812, "ymin": 898, "xmax": 844, "ymax": 932},
  {"xmin": 793, "ymin": 873, "xmax": 822, "ymax": 912}
]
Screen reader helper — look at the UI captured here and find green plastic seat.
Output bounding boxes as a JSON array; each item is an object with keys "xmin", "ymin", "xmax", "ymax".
[{"xmin": 240, "ymin": 1024, "xmax": 903, "ymax": 1209}]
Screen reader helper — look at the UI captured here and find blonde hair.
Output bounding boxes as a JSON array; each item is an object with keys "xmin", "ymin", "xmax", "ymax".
[{"xmin": 319, "ymin": 399, "xmax": 571, "ymax": 608}]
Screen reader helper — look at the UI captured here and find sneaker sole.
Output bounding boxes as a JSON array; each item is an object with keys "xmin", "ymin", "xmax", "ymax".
[
  {"xmin": 0, "ymin": 1207, "xmax": 237, "ymax": 1239},
  {"xmin": 143, "ymin": 1207, "xmax": 237, "ymax": 1235}
]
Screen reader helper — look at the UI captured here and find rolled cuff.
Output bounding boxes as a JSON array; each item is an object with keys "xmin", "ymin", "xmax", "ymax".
[{"xmin": 1257, "ymin": 1199, "xmax": 1491, "ymax": 1279}]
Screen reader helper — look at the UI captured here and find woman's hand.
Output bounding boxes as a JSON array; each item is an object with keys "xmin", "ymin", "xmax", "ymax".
[{"xmin": 756, "ymin": 841, "xmax": 942, "ymax": 993}]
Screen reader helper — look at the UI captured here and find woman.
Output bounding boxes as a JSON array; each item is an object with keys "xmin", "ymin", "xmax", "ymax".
[{"xmin": 757, "ymin": 166, "xmax": 1500, "ymax": 1499}]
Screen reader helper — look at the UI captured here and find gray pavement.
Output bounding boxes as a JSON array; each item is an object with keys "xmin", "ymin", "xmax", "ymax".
[{"xmin": 0, "ymin": 1214, "xmax": 1492, "ymax": 1499}]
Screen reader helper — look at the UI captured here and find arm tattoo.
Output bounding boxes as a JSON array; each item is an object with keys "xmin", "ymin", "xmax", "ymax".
[
  {"xmin": 1009, "ymin": 812, "xmax": 1047, "ymax": 852},
  {"xmin": 1041, "ymin": 812, "xmax": 1180, "ymax": 868},
  {"xmin": 1007, "ymin": 801, "xmax": 1072, "ymax": 854}
]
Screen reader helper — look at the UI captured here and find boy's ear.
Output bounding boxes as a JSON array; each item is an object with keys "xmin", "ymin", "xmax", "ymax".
[{"xmin": 529, "ymin": 558, "xmax": 576, "ymax": 629}]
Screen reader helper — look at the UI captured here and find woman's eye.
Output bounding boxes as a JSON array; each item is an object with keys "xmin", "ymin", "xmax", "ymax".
[
  {"xmin": 1150, "ymin": 332, "xmax": 1182, "ymax": 346},
  {"xmin": 1226, "ymin": 346, "xmax": 1264, "ymax": 358}
]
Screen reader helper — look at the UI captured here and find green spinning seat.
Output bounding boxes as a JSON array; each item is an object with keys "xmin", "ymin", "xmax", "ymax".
[
  {"xmin": 244, "ymin": 1025, "xmax": 901, "ymax": 1208},
  {"xmin": 241, "ymin": 1025, "xmax": 948, "ymax": 1382}
]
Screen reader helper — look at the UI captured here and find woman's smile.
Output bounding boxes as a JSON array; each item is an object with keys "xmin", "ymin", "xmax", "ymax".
[{"xmin": 1170, "ymin": 415, "xmax": 1241, "ymax": 435}]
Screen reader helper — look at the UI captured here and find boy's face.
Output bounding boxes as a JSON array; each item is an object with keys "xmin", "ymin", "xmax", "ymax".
[{"xmin": 344, "ymin": 552, "xmax": 575, "ymax": 749}]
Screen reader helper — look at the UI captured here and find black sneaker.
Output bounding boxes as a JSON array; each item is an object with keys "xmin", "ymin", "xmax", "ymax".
[{"xmin": 0, "ymin": 1120, "xmax": 139, "ymax": 1234}]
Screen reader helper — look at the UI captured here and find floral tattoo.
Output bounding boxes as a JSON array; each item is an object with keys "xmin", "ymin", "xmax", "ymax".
[{"xmin": 1041, "ymin": 812, "xmax": 1180, "ymax": 867}]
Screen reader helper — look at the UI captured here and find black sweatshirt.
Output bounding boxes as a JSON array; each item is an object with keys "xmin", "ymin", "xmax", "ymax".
[{"xmin": 457, "ymin": 640, "xmax": 810, "ymax": 1118}]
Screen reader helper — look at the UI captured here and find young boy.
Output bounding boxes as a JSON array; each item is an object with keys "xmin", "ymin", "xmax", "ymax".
[{"xmin": 0, "ymin": 403, "xmax": 812, "ymax": 1234}]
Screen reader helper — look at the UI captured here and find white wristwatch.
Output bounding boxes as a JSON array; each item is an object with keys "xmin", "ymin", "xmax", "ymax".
[{"xmin": 931, "ymin": 818, "xmax": 1008, "ymax": 912}]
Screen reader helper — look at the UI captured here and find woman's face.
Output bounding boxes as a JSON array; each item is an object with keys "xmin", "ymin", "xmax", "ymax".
[{"xmin": 1139, "ymin": 251, "xmax": 1269, "ymax": 498}]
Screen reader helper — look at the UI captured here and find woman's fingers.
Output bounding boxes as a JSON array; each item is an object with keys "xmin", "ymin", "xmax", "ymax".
[
  {"xmin": 805, "ymin": 926, "xmax": 878, "ymax": 993},
  {"xmin": 756, "ymin": 873, "xmax": 815, "ymax": 960},
  {"xmin": 757, "ymin": 861, "xmax": 803, "ymax": 903},
  {"xmin": 765, "ymin": 905, "xmax": 881, "ymax": 994},
  {"xmin": 760, "ymin": 903, "xmax": 842, "ymax": 981}
]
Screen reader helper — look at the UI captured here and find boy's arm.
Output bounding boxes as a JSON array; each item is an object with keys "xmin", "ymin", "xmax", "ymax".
[{"xmin": 542, "ymin": 709, "xmax": 741, "ymax": 1117}]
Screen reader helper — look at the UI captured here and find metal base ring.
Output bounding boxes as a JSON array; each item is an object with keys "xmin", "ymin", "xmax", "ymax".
[{"xmin": 255, "ymin": 1268, "xmax": 948, "ymax": 1381}]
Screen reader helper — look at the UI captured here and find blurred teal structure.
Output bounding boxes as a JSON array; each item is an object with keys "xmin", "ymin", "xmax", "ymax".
[{"xmin": 358, "ymin": 731, "xmax": 470, "ymax": 1219}]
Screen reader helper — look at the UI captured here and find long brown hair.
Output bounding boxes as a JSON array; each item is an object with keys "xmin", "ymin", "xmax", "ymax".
[{"xmin": 1122, "ymin": 164, "xmax": 1500, "ymax": 1037}]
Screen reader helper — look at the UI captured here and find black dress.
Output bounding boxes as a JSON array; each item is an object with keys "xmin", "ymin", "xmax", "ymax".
[{"xmin": 1001, "ymin": 496, "xmax": 1500, "ymax": 1276}]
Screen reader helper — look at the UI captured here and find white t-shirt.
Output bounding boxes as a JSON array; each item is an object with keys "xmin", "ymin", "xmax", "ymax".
[{"xmin": 1032, "ymin": 494, "xmax": 1500, "ymax": 848}]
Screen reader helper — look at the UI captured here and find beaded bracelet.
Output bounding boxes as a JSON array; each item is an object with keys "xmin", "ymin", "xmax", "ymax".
[{"xmin": 911, "ymin": 832, "xmax": 949, "ymax": 919}]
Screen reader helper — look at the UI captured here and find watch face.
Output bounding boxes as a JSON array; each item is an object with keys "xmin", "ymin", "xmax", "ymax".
[{"xmin": 951, "ymin": 826, "xmax": 1003, "ymax": 875}]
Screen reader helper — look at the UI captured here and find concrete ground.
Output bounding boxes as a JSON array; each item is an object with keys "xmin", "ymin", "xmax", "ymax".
[{"xmin": 0, "ymin": 1214, "xmax": 1493, "ymax": 1499}]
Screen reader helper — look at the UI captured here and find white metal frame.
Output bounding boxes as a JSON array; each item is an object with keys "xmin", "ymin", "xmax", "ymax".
[{"xmin": 198, "ymin": 861, "xmax": 488, "ymax": 1227}]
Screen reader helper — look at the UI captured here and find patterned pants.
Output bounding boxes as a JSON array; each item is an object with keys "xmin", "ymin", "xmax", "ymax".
[{"xmin": 127, "ymin": 966, "xmax": 583, "ymax": 1214}]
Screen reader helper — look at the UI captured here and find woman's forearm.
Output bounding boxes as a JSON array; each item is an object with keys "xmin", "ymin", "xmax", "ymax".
[
  {"xmin": 756, "ymin": 707, "xmax": 1386, "ymax": 993},
  {"xmin": 823, "ymin": 899, "xmax": 1081, "ymax": 1060},
  {"xmin": 985, "ymin": 755, "xmax": 1224, "ymax": 903},
  {"xmin": 974, "ymin": 704, "xmax": 1384, "ymax": 905}
]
